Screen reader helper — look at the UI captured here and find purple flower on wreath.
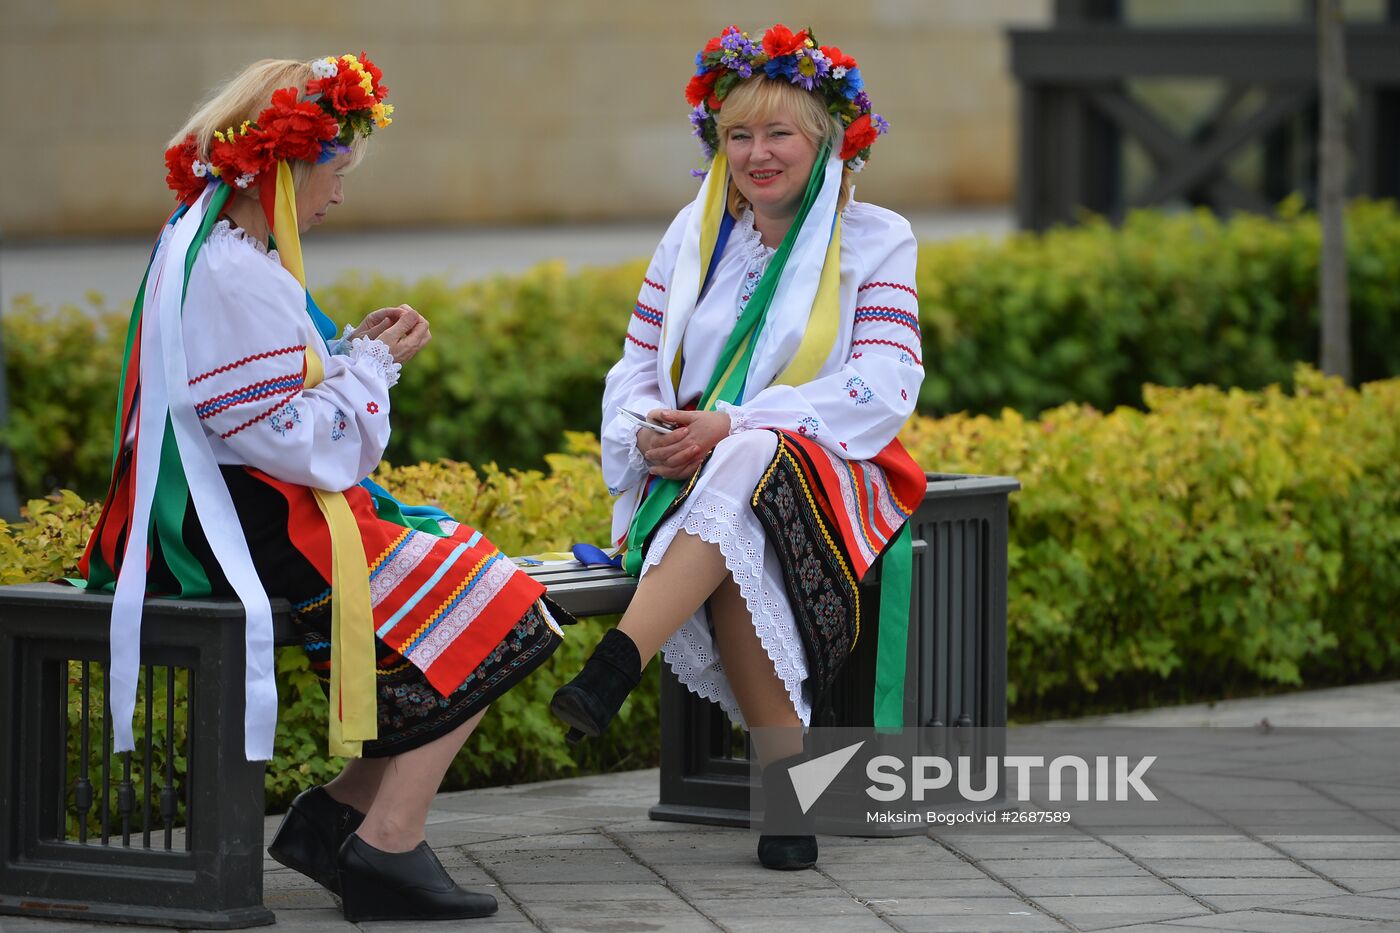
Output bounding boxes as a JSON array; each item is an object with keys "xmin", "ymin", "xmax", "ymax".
[
  {"xmin": 689, "ymin": 103, "xmax": 708, "ymax": 138},
  {"xmin": 872, "ymin": 113, "xmax": 890, "ymax": 136},
  {"xmin": 721, "ymin": 28, "xmax": 757, "ymax": 55},
  {"xmin": 720, "ymin": 29, "xmax": 759, "ymax": 76},
  {"xmin": 789, "ymin": 49, "xmax": 828, "ymax": 90},
  {"xmin": 853, "ymin": 90, "xmax": 872, "ymax": 111},
  {"xmin": 690, "ymin": 168, "xmax": 709, "ymax": 179},
  {"xmin": 317, "ymin": 140, "xmax": 351, "ymax": 164}
]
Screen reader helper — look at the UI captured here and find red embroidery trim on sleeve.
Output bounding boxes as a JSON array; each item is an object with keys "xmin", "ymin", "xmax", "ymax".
[
  {"xmin": 854, "ymin": 306, "xmax": 921, "ymax": 339},
  {"xmin": 852, "ymin": 338, "xmax": 923, "ymax": 366},
  {"xmin": 632, "ymin": 302, "xmax": 664, "ymax": 327},
  {"xmin": 857, "ymin": 281, "xmax": 918, "ymax": 300},
  {"xmin": 219, "ymin": 393, "xmax": 300, "ymax": 439},
  {"xmin": 189, "ymin": 345, "xmax": 306, "ymax": 385}
]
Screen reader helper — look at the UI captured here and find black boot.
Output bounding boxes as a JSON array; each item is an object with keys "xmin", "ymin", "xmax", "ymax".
[
  {"xmin": 267, "ymin": 785, "xmax": 365, "ymax": 894},
  {"xmin": 337, "ymin": 834, "xmax": 498, "ymax": 921},
  {"xmin": 550, "ymin": 628, "xmax": 642, "ymax": 743},
  {"xmin": 757, "ymin": 754, "xmax": 819, "ymax": 871}
]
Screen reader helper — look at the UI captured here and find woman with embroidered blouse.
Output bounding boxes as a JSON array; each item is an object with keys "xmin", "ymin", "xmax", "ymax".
[
  {"xmin": 551, "ymin": 25, "xmax": 926, "ymax": 871},
  {"xmin": 79, "ymin": 56, "xmax": 567, "ymax": 922}
]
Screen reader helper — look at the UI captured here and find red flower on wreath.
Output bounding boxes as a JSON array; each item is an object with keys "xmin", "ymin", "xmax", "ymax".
[
  {"xmin": 164, "ymin": 134, "xmax": 206, "ymax": 203},
  {"xmin": 762, "ymin": 24, "xmax": 808, "ymax": 59},
  {"xmin": 356, "ymin": 52, "xmax": 389, "ymax": 101},
  {"xmin": 686, "ymin": 69, "xmax": 720, "ymax": 107},
  {"xmin": 820, "ymin": 45, "xmax": 857, "ymax": 71},
  {"xmin": 259, "ymin": 87, "xmax": 340, "ymax": 163},
  {"xmin": 312, "ymin": 63, "xmax": 377, "ymax": 114},
  {"xmin": 209, "ymin": 127, "xmax": 276, "ymax": 185},
  {"xmin": 840, "ymin": 112, "xmax": 878, "ymax": 161}
]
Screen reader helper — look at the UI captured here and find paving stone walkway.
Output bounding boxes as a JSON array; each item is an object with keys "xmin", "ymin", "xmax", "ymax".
[{"xmin": 3, "ymin": 682, "xmax": 1398, "ymax": 932}]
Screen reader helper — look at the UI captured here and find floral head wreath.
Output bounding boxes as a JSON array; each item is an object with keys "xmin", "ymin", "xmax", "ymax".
[
  {"xmin": 686, "ymin": 24, "xmax": 888, "ymax": 174},
  {"xmin": 163, "ymin": 53, "xmax": 393, "ymax": 203}
]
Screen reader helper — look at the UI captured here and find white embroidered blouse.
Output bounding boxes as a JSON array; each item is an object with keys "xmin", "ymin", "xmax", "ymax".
[
  {"xmin": 169, "ymin": 220, "xmax": 400, "ymax": 493},
  {"xmin": 600, "ymin": 199, "xmax": 924, "ymax": 541}
]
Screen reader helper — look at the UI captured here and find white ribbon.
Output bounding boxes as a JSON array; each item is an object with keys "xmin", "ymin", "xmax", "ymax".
[
  {"xmin": 109, "ymin": 186, "xmax": 280, "ymax": 760},
  {"xmin": 108, "ymin": 193, "xmax": 208, "ymax": 753}
]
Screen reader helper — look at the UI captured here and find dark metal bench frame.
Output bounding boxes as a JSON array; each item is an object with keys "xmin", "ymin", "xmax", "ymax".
[{"xmin": 0, "ymin": 471, "xmax": 1015, "ymax": 928}]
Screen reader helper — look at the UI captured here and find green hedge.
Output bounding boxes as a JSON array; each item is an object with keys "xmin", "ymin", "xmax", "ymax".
[
  {"xmin": 6, "ymin": 369, "xmax": 1399, "ymax": 810},
  {"xmin": 916, "ymin": 198, "xmax": 1400, "ymax": 419},
  {"xmin": 6, "ymin": 202, "xmax": 1400, "ymax": 502},
  {"xmin": 903, "ymin": 366, "xmax": 1400, "ymax": 716}
]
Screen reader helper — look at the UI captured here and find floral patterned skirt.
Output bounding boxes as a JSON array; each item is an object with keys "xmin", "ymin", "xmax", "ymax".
[
  {"xmin": 145, "ymin": 465, "xmax": 565, "ymax": 757},
  {"xmin": 294, "ymin": 595, "xmax": 563, "ymax": 757},
  {"xmin": 641, "ymin": 429, "xmax": 898, "ymax": 726}
]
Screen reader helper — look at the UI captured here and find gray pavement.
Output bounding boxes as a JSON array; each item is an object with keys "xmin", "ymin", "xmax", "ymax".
[
  {"xmin": 0, "ymin": 208, "xmax": 1012, "ymax": 314},
  {"xmin": 3, "ymin": 681, "xmax": 1398, "ymax": 933}
]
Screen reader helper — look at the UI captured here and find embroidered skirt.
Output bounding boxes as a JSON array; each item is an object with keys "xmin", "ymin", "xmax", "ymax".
[
  {"xmin": 93, "ymin": 456, "xmax": 565, "ymax": 757},
  {"xmin": 642, "ymin": 429, "xmax": 917, "ymax": 727}
]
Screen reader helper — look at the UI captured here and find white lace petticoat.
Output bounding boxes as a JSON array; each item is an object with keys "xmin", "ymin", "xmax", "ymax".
[{"xmin": 642, "ymin": 430, "xmax": 813, "ymax": 727}]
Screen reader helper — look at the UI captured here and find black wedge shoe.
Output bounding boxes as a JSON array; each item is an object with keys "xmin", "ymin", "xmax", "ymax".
[
  {"xmin": 549, "ymin": 628, "xmax": 642, "ymax": 743},
  {"xmin": 267, "ymin": 785, "xmax": 365, "ymax": 894},
  {"xmin": 757, "ymin": 754, "xmax": 819, "ymax": 871},
  {"xmin": 337, "ymin": 834, "xmax": 498, "ymax": 922}
]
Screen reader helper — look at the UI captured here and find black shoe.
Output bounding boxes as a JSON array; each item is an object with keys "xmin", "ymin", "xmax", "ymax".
[
  {"xmin": 337, "ymin": 834, "xmax": 498, "ymax": 921},
  {"xmin": 757, "ymin": 754, "xmax": 819, "ymax": 871},
  {"xmin": 550, "ymin": 628, "xmax": 642, "ymax": 743},
  {"xmin": 267, "ymin": 785, "xmax": 365, "ymax": 894}
]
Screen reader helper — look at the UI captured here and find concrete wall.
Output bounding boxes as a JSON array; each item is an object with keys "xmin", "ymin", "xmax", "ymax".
[{"xmin": 1, "ymin": 0, "xmax": 1048, "ymax": 237}]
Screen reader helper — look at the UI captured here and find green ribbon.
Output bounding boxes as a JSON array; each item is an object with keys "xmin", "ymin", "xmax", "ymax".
[
  {"xmin": 873, "ymin": 523, "xmax": 913, "ymax": 730},
  {"xmin": 622, "ymin": 144, "xmax": 831, "ymax": 576},
  {"xmin": 84, "ymin": 187, "xmax": 232, "ymax": 595},
  {"xmin": 364, "ymin": 487, "xmax": 450, "ymax": 537}
]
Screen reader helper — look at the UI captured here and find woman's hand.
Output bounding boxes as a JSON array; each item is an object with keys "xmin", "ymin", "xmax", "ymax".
[
  {"xmin": 637, "ymin": 409, "xmax": 730, "ymax": 480},
  {"xmin": 352, "ymin": 305, "xmax": 431, "ymax": 363}
]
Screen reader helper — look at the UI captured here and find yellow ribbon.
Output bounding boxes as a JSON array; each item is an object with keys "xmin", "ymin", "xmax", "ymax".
[
  {"xmin": 284, "ymin": 175, "xmax": 377, "ymax": 757},
  {"xmin": 311, "ymin": 483, "xmax": 378, "ymax": 757},
  {"xmin": 668, "ymin": 152, "xmax": 733, "ymax": 393},
  {"xmin": 274, "ymin": 162, "xmax": 306, "ymax": 288},
  {"xmin": 773, "ymin": 213, "xmax": 843, "ymax": 387}
]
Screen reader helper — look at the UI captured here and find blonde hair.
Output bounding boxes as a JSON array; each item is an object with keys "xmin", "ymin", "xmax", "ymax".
[
  {"xmin": 167, "ymin": 58, "xmax": 369, "ymax": 190},
  {"xmin": 715, "ymin": 77, "xmax": 853, "ymax": 216}
]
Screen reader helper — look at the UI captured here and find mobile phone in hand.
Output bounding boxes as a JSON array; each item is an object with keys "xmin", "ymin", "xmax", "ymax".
[{"xmin": 618, "ymin": 407, "xmax": 676, "ymax": 434}]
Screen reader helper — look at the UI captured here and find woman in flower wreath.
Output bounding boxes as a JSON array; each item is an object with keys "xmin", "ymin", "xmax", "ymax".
[
  {"xmin": 552, "ymin": 25, "xmax": 925, "ymax": 870},
  {"xmin": 79, "ymin": 55, "xmax": 566, "ymax": 922}
]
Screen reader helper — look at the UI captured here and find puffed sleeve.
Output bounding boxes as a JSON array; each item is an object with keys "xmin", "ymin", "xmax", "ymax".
[
  {"xmin": 182, "ymin": 236, "xmax": 398, "ymax": 492},
  {"xmin": 718, "ymin": 204, "xmax": 924, "ymax": 461},
  {"xmin": 600, "ymin": 203, "xmax": 693, "ymax": 494}
]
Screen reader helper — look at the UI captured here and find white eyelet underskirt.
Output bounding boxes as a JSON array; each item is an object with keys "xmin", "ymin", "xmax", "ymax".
[{"xmin": 641, "ymin": 430, "xmax": 812, "ymax": 727}]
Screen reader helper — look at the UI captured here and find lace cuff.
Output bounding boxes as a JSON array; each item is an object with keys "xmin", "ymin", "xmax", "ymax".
[
  {"xmin": 347, "ymin": 336, "xmax": 401, "ymax": 388},
  {"xmin": 327, "ymin": 323, "xmax": 356, "ymax": 356},
  {"xmin": 623, "ymin": 419, "xmax": 649, "ymax": 473},
  {"xmin": 715, "ymin": 401, "xmax": 756, "ymax": 434}
]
